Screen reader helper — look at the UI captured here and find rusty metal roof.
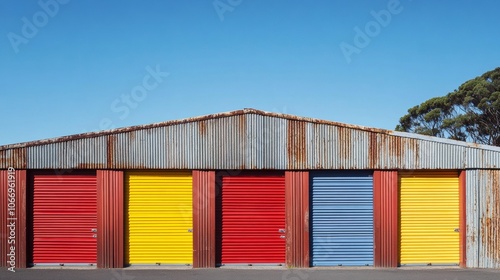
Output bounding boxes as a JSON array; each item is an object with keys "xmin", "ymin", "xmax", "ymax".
[{"xmin": 1, "ymin": 108, "xmax": 500, "ymax": 169}]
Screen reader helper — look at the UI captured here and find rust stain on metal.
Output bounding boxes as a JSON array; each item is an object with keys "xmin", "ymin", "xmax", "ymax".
[
  {"xmin": 373, "ymin": 170, "xmax": 399, "ymax": 267},
  {"xmin": 239, "ymin": 114, "xmax": 246, "ymax": 135},
  {"xmin": 285, "ymin": 171, "xmax": 310, "ymax": 267},
  {"xmin": 479, "ymin": 170, "xmax": 500, "ymax": 266},
  {"xmin": 107, "ymin": 135, "xmax": 115, "ymax": 168},
  {"xmin": 407, "ymin": 138, "xmax": 420, "ymax": 169},
  {"xmin": 368, "ymin": 132, "xmax": 379, "ymax": 169},
  {"xmin": 0, "ymin": 108, "xmax": 395, "ymax": 151},
  {"xmin": 337, "ymin": 127, "xmax": 351, "ymax": 164},
  {"xmin": 0, "ymin": 148, "xmax": 26, "ymax": 169},
  {"xmin": 287, "ymin": 121, "xmax": 306, "ymax": 169},
  {"xmin": 128, "ymin": 130, "xmax": 136, "ymax": 141},
  {"xmin": 238, "ymin": 114, "xmax": 246, "ymax": 169},
  {"xmin": 389, "ymin": 136, "xmax": 403, "ymax": 167},
  {"xmin": 199, "ymin": 121, "xmax": 207, "ymax": 136}
]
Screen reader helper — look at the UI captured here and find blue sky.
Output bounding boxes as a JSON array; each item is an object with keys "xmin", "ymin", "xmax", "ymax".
[{"xmin": 1, "ymin": 0, "xmax": 499, "ymax": 145}]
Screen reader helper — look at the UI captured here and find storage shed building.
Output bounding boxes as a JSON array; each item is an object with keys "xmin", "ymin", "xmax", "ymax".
[{"xmin": 1, "ymin": 109, "xmax": 499, "ymax": 269}]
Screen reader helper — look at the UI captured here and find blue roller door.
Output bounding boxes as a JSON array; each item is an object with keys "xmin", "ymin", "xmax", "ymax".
[{"xmin": 311, "ymin": 171, "xmax": 374, "ymax": 266}]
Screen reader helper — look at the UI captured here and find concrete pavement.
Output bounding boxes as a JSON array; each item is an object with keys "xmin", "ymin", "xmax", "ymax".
[{"xmin": 1, "ymin": 267, "xmax": 499, "ymax": 280}]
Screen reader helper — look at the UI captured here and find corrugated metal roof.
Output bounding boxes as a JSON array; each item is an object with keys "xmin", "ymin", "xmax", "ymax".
[{"xmin": 1, "ymin": 108, "xmax": 500, "ymax": 169}]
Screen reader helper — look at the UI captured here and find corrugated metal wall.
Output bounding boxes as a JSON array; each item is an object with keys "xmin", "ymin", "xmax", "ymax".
[
  {"xmin": 97, "ymin": 170, "xmax": 124, "ymax": 268},
  {"xmin": 28, "ymin": 137, "xmax": 108, "ymax": 169},
  {"xmin": 285, "ymin": 171, "xmax": 309, "ymax": 268},
  {"xmin": 373, "ymin": 170, "xmax": 398, "ymax": 268},
  {"xmin": 466, "ymin": 169, "xmax": 500, "ymax": 268},
  {"xmin": 2, "ymin": 111, "xmax": 500, "ymax": 170},
  {"xmin": 193, "ymin": 170, "xmax": 216, "ymax": 268},
  {"xmin": 0, "ymin": 169, "xmax": 27, "ymax": 269}
]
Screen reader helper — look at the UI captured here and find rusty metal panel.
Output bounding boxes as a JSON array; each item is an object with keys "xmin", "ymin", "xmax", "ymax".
[
  {"xmin": 466, "ymin": 169, "xmax": 480, "ymax": 268},
  {"xmin": 27, "ymin": 137, "xmax": 107, "ymax": 169},
  {"xmin": 466, "ymin": 169, "xmax": 500, "ymax": 268},
  {"xmin": 112, "ymin": 127, "xmax": 168, "ymax": 169},
  {"xmin": 0, "ymin": 169, "xmax": 27, "ymax": 269},
  {"xmin": 0, "ymin": 148, "xmax": 27, "ymax": 169},
  {"xmin": 285, "ymin": 171, "xmax": 309, "ymax": 268},
  {"xmin": 97, "ymin": 170, "xmax": 124, "ymax": 268},
  {"xmin": 0, "ymin": 170, "xmax": 8, "ymax": 268},
  {"xmin": 193, "ymin": 170, "xmax": 216, "ymax": 268},
  {"xmin": 1, "ymin": 109, "xmax": 500, "ymax": 170},
  {"xmin": 373, "ymin": 170, "xmax": 398, "ymax": 268},
  {"xmin": 478, "ymin": 170, "xmax": 500, "ymax": 268},
  {"xmin": 0, "ymin": 170, "xmax": 4, "ymax": 268},
  {"xmin": 247, "ymin": 114, "xmax": 287, "ymax": 170}
]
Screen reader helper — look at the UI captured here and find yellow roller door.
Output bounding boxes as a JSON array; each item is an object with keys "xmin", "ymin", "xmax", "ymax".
[
  {"xmin": 126, "ymin": 171, "xmax": 192, "ymax": 265},
  {"xmin": 399, "ymin": 172, "xmax": 459, "ymax": 265}
]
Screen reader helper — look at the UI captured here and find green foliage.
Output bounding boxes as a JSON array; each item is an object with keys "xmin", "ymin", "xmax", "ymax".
[{"xmin": 396, "ymin": 67, "xmax": 500, "ymax": 146}]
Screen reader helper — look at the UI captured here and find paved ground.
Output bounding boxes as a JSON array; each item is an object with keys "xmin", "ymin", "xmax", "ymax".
[{"xmin": 1, "ymin": 267, "xmax": 499, "ymax": 280}]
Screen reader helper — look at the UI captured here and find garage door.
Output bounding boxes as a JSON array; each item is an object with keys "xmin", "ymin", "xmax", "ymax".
[
  {"xmin": 311, "ymin": 171, "xmax": 374, "ymax": 266},
  {"xmin": 126, "ymin": 171, "xmax": 192, "ymax": 265},
  {"xmin": 399, "ymin": 172, "xmax": 459, "ymax": 265},
  {"xmin": 220, "ymin": 175, "xmax": 286, "ymax": 265},
  {"xmin": 32, "ymin": 174, "xmax": 97, "ymax": 265}
]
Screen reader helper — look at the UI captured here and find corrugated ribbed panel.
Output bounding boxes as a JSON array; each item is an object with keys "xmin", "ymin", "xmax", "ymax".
[
  {"xmin": 466, "ymin": 170, "xmax": 500, "ymax": 268},
  {"xmin": 27, "ymin": 137, "xmax": 107, "ymax": 169},
  {"xmin": 193, "ymin": 170, "xmax": 216, "ymax": 268},
  {"xmin": 466, "ymin": 169, "xmax": 480, "ymax": 268},
  {"xmin": 220, "ymin": 175, "xmax": 286, "ymax": 265},
  {"xmin": 285, "ymin": 171, "xmax": 310, "ymax": 268},
  {"xmin": 0, "ymin": 170, "xmax": 6, "ymax": 268},
  {"xmin": 113, "ymin": 128, "xmax": 168, "ymax": 169},
  {"xmin": 0, "ymin": 148, "xmax": 26, "ymax": 169},
  {"xmin": 311, "ymin": 171, "xmax": 374, "ymax": 266},
  {"xmin": 97, "ymin": 170, "xmax": 124, "ymax": 268},
  {"xmin": 0, "ymin": 169, "xmax": 27, "ymax": 268},
  {"xmin": 479, "ymin": 170, "xmax": 500, "ymax": 268},
  {"xmin": 251, "ymin": 114, "xmax": 287, "ymax": 169},
  {"xmin": 373, "ymin": 170, "xmax": 398, "ymax": 268},
  {"xmin": 1, "ymin": 112, "xmax": 500, "ymax": 169}
]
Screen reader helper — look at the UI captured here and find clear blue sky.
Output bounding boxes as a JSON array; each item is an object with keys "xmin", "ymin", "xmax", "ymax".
[{"xmin": 1, "ymin": 0, "xmax": 499, "ymax": 145}]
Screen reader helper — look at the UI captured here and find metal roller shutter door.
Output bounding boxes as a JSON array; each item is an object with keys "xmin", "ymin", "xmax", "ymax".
[
  {"xmin": 399, "ymin": 172, "xmax": 459, "ymax": 265},
  {"xmin": 126, "ymin": 171, "xmax": 193, "ymax": 265},
  {"xmin": 32, "ymin": 174, "xmax": 97, "ymax": 265},
  {"xmin": 221, "ymin": 175, "xmax": 286, "ymax": 265},
  {"xmin": 311, "ymin": 171, "xmax": 374, "ymax": 266}
]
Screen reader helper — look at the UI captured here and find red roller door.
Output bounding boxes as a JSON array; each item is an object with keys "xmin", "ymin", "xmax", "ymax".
[
  {"xmin": 32, "ymin": 174, "xmax": 97, "ymax": 265},
  {"xmin": 220, "ymin": 175, "xmax": 286, "ymax": 265}
]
